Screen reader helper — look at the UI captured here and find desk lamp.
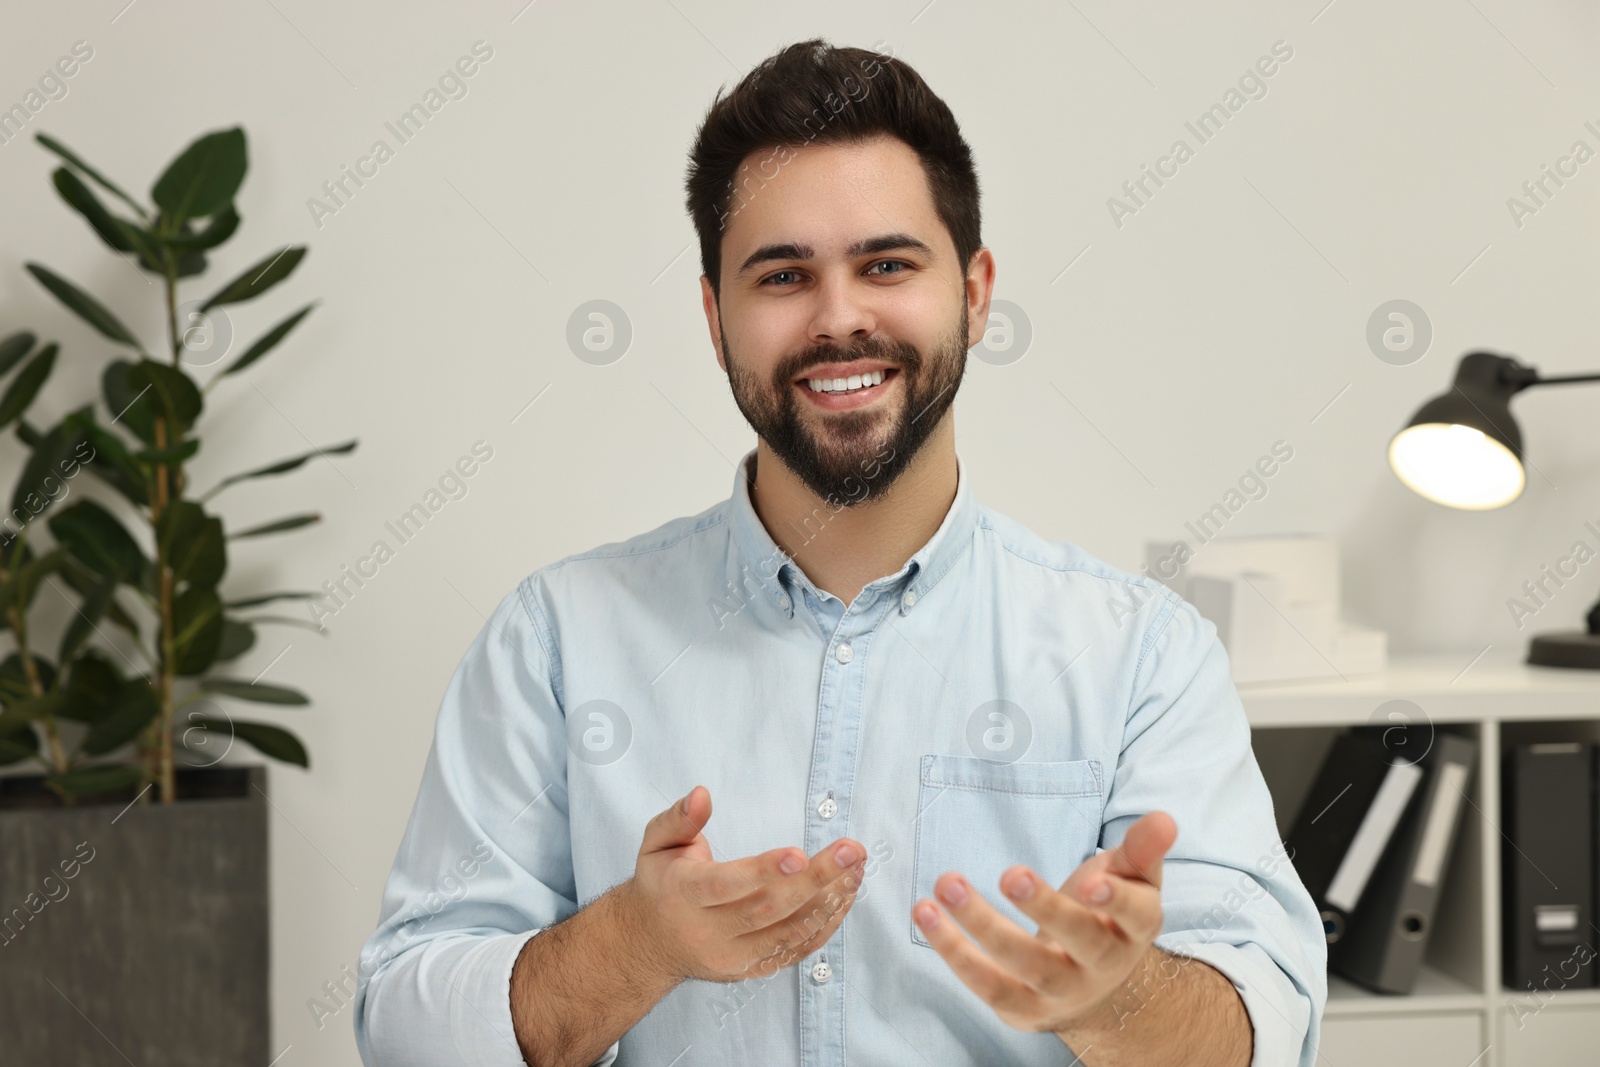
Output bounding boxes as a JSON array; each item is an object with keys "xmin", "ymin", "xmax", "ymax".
[{"xmin": 1389, "ymin": 350, "xmax": 1600, "ymax": 668}]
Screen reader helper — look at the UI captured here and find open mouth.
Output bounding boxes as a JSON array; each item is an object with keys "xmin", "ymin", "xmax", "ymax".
[{"xmin": 796, "ymin": 367, "xmax": 899, "ymax": 409}]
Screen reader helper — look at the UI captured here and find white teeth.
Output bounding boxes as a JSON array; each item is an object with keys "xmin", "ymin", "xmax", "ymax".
[{"xmin": 806, "ymin": 369, "xmax": 886, "ymax": 393}]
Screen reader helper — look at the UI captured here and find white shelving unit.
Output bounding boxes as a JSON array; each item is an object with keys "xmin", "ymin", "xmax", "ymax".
[{"xmin": 1239, "ymin": 649, "xmax": 1600, "ymax": 1067}]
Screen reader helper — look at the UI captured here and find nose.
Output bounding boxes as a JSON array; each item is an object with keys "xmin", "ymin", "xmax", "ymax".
[{"xmin": 805, "ymin": 270, "xmax": 878, "ymax": 348}]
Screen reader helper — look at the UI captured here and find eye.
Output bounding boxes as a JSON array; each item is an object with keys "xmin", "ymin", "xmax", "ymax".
[
  {"xmin": 866, "ymin": 259, "xmax": 912, "ymax": 277},
  {"xmin": 760, "ymin": 269, "xmax": 802, "ymax": 288}
]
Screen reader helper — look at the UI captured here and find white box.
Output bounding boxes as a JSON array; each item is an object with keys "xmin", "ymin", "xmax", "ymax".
[
  {"xmin": 1145, "ymin": 534, "xmax": 1339, "ymax": 605},
  {"xmin": 1189, "ymin": 572, "xmax": 1344, "ymax": 684}
]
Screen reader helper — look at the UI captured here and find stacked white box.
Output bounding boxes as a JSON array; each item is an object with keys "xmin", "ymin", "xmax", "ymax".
[{"xmin": 1143, "ymin": 534, "xmax": 1386, "ymax": 684}]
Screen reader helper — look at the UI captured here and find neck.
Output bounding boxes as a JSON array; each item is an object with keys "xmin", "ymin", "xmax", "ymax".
[{"xmin": 748, "ymin": 416, "xmax": 958, "ymax": 606}]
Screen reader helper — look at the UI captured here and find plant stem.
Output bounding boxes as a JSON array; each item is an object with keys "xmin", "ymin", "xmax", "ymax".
[
  {"xmin": 5, "ymin": 600, "xmax": 67, "ymax": 776},
  {"xmin": 151, "ymin": 261, "xmax": 180, "ymax": 802},
  {"xmin": 3, "ymin": 530, "xmax": 72, "ymax": 790}
]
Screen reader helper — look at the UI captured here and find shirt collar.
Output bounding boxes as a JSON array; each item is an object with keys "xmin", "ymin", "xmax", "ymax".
[{"xmin": 727, "ymin": 445, "xmax": 978, "ymax": 617}]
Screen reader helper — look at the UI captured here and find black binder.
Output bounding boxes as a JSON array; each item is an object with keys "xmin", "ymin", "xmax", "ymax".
[
  {"xmin": 1285, "ymin": 726, "xmax": 1425, "ymax": 944},
  {"xmin": 1502, "ymin": 740, "xmax": 1596, "ymax": 992},
  {"xmin": 1332, "ymin": 731, "xmax": 1477, "ymax": 994}
]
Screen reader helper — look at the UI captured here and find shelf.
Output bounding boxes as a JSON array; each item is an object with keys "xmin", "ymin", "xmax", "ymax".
[
  {"xmin": 1238, "ymin": 647, "xmax": 1600, "ymax": 727},
  {"xmin": 1497, "ymin": 983, "xmax": 1600, "ymax": 1009},
  {"xmin": 1325, "ymin": 965, "xmax": 1485, "ymax": 1016}
]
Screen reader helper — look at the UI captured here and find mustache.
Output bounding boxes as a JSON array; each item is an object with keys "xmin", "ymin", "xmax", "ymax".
[{"xmin": 782, "ymin": 338, "xmax": 922, "ymax": 381}]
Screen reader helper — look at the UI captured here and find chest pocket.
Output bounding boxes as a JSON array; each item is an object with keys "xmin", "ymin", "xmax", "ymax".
[{"xmin": 911, "ymin": 754, "xmax": 1105, "ymax": 948}]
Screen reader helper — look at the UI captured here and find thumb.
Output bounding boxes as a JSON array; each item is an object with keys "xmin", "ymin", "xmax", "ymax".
[
  {"xmin": 641, "ymin": 784, "xmax": 711, "ymax": 854},
  {"xmin": 1103, "ymin": 810, "xmax": 1177, "ymax": 889}
]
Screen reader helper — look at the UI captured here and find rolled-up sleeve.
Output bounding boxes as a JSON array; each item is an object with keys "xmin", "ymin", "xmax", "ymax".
[
  {"xmin": 353, "ymin": 576, "xmax": 620, "ymax": 1067},
  {"xmin": 1100, "ymin": 589, "xmax": 1328, "ymax": 1067}
]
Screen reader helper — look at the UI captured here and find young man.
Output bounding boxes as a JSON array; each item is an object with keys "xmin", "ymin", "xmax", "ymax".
[{"xmin": 354, "ymin": 38, "xmax": 1326, "ymax": 1067}]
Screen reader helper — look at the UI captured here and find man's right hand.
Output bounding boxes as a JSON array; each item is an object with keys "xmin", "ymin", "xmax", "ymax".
[{"xmin": 621, "ymin": 785, "xmax": 866, "ymax": 985}]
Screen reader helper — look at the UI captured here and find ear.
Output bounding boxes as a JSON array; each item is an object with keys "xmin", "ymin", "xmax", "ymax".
[
  {"xmin": 963, "ymin": 247, "xmax": 997, "ymax": 351},
  {"xmin": 701, "ymin": 274, "xmax": 727, "ymax": 373}
]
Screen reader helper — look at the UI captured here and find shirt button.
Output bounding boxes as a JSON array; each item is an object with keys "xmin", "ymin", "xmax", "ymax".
[
  {"xmin": 778, "ymin": 593, "xmax": 791, "ymax": 610},
  {"xmin": 810, "ymin": 960, "xmax": 832, "ymax": 984},
  {"xmin": 902, "ymin": 589, "xmax": 918, "ymax": 609},
  {"xmin": 835, "ymin": 642, "xmax": 854, "ymax": 664},
  {"xmin": 817, "ymin": 796, "xmax": 837, "ymax": 819}
]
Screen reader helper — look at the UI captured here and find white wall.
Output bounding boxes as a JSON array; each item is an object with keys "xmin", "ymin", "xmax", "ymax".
[{"xmin": 2, "ymin": 1, "xmax": 1597, "ymax": 1062}]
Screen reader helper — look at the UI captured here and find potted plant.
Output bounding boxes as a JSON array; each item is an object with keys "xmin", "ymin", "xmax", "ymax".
[{"xmin": 0, "ymin": 126, "xmax": 355, "ymax": 1065}]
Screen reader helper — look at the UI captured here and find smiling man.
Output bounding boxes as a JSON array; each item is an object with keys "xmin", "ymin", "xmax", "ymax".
[{"xmin": 353, "ymin": 38, "xmax": 1326, "ymax": 1067}]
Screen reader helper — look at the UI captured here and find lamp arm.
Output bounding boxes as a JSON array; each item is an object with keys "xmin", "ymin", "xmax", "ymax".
[{"xmin": 1526, "ymin": 371, "xmax": 1600, "ymax": 388}]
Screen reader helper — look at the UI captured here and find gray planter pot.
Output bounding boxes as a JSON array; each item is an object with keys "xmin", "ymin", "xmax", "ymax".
[{"xmin": 0, "ymin": 764, "xmax": 269, "ymax": 1066}]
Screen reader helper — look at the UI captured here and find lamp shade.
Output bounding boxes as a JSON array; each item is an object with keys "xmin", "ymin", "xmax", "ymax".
[{"xmin": 1388, "ymin": 351, "xmax": 1529, "ymax": 509}]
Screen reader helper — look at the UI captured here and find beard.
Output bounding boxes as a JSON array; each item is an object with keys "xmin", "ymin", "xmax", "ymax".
[{"xmin": 722, "ymin": 300, "xmax": 969, "ymax": 507}]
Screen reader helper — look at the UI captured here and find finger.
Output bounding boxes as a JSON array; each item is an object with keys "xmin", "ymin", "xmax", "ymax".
[
  {"xmin": 930, "ymin": 872, "xmax": 1079, "ymax": 992},
  {"xmin": 640, "ymin": 785, "xmax": 711, "ymax": 855},
  {"xmin": 679, "ymin": 844, "xmax": 799, "ymax": 908},
  {"xmin": 912, "ymin": 895, "xmax": 1045, "ymax": 1025},
  {"xmin": 1078, "ymin": 869, "xmax": 1164, "ymax": 949},
  {"xmin": 1000, "ymin": 866, "xmax": 1131, "ymax": 974},
  {"xmin": 1098, "ymin": 811, "xmax": 1176, "ymax": 891},
  {"xmin": 714, "ymin": 839, "xmax": 865, "ymax": 932},
  {"xmin": 742, "ymin": 870, "xmax": 862, "ymax": 977}
]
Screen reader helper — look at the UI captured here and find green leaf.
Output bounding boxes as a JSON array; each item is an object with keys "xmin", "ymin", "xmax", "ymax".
[
  {"xmin": 49, "ymin": 499, "xmax": 146, "ymax": 582},
  {"xmin": 134, "ymin": 438, "xmax": 200, "ymax": 466},
  {"xmin": 157, "ymin": 500, "xmax": 225, "ymax": 590},
  {"xmin": 113, "ymin": 219, "xmax": 169, "ymax": 273},
  {"xmin": 0, "ymin": 535, "xmax": 34, "ymax": 577},
  {"xmin": 225, "ymin": 591, "xmax": 317, "ymax": 610},
  {"xmin": 0, "ymin": 653, "xmax": 55, "ymax": 704},
  {"xmin": 51, "ymin": 167, "xmax": 137, "ymax": 253},
  {"xmin": 0, "ymin": 726, "xmax": 39, "ymax": 766},
  {"xmin": 129, "ymin": 359, "xmax": 203, "ymax": 436},
  {"xmin": 198, "ymin": 677, "xmax": 309, "ymax": 705},
  {"xmin": 62, "ymin": 409, "xmax": 150, "ymax": 507},
  {"xmin": 59, "ymin": 652, "xmax": 125, "ymax": 724},
  {"xmin": 103, "ymin": 360, "xmax": 156, "ymax": 444},
  {"xmin": 57, "ymin": 572, "xmax": 119, "ymax": 663},
  {"xmin": 0, "ymin": 333, "xmax": 37, "ymax": 378},
  {"xmin": 59, "ymin": 556, "xmax": 141, "ymax": 638},
  {"xmin": 3, "ymin": 547, "xmax": 66, "ymax": 615},
  {"xmin": 218, "ymin": 302, "xmax": 315, "ymax": 379},
  {"xmin": 201, "ymin": 246, "xmax": 306, "ymax": 310},
  {"xmin": 35, "ymin": 132, "xmax": 148, "ymax": 219},
  {"xmin": 230, "ymin": 513, "xmax": 319, "ymax": 539},
  {"xmin": 215, "ymin": 618, "xmax": 255, "ymax": 661},
  {"xmin": 79, "ymin": 680, "xmax": 159, "ymax": 756},
  {"xmin": 172, "ymin": 586, "xmax": 223, "ymax": 675},
  {"xmin": 0, "ymin": 344, "xmax": 57, "ymax": 431},
  {"xmin": 188, "ymin": 717, "xmax": 308, "ymax": 768},
  {"xmin": 24, "ymin": 263, "xmax": 142, "ymax": 347},
  {"xmin": 48, "ymin": 763, "xmax": 147, "ymax": 797},
  {"xmin": 0, "ymin": 691, "xmax": 65, "ymax": 734},
  {"xmin": 151, "ymin": 127, "xmax": 247, "ymax": 232},
  {"xmin": 231, "ymin": 614, "xmax": 325, "ymax": 633},
  {"xmin": 200, "ymin": 439, "xmax": 356, "ymax": 500},
  {"xmin": 172, "ymin": 247, "xmax": 209, "ymax": 278},
  {"xmin": 167, "ymin": 205, "xmax": 240, "ymax": 250},
  {"xmin": 9, "ymin": 416, "xmax": 91, "ymax": 526}
]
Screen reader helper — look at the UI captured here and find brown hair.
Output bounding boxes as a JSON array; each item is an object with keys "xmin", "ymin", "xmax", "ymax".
[{"xmin": 684, "ymin": 38, "xmax": 982, "ymax": 299}]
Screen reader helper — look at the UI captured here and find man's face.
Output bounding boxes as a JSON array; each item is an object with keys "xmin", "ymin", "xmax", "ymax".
[{"xmin": 702, "ymin": 134, "xmax": 986, "ymax": 506}]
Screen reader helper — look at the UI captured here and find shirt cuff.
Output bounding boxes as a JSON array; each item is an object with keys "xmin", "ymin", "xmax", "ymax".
[
  {"xmin": 1153, "ymin": 936, "xmax": 1312, "ymax": 1067},
  {"xmin": 433, "ymin": 929, "xmax": 620, "ymax": 1067}
]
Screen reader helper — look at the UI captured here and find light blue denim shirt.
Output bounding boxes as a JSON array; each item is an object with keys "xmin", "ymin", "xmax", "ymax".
[{"xmin": 353, "ymin": 447, "xmax": 1327, "ymax": 1066}]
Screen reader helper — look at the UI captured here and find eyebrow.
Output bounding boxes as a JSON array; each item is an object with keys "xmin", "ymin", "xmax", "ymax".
[{"xmin": 732, "ymin": 232, "xmax": 936, "ymax": 279}]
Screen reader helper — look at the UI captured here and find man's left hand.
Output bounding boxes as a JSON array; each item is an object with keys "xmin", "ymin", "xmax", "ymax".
[{"xmin": 911, "ymin": 810, "xmax": 1177, "ymax": 1037}]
